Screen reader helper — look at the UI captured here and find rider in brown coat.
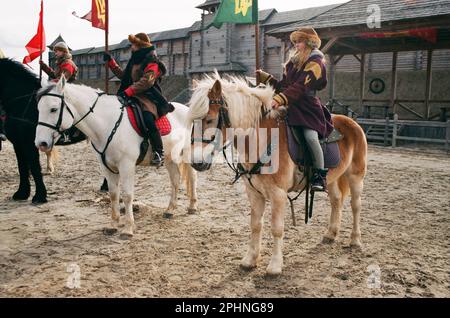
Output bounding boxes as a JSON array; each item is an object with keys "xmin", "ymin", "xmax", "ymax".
[{"xmin": 104, "ymin": 33, "xmax": 172, "ymax": 166}]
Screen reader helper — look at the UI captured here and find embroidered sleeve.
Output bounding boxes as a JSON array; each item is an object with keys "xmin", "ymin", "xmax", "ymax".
[
  {"xmin": 60, "ymin": 62, "xmax": 75, "ymax": 80},
  {"xmin": 129, "ymin": 63, "xmax": 160, "ymax": 95},
  {"xmin": 275, "ymin": 60, "xmax": 325, "ymax": 106},
  {"xmin": 108, "ymin": 59, "xmax": 124, "ymax": 79},
  {"xmin": 41, "ymin": 63, "xmax": 56, "ymax": 79}
]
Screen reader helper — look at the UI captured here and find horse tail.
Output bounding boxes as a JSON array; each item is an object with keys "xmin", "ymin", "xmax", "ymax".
[
  {"xmin": 179, "ymin": 161, "xmax": 195, "ymax": 198},
  {"xmin": 179, "ymin": 161, "xmax": 189, "ymax": 196}
]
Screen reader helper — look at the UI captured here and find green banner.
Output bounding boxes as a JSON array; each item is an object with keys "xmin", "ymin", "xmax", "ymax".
[{"xmin": 210, "ymin": 0, "xmax": 258, "ymax": 29}]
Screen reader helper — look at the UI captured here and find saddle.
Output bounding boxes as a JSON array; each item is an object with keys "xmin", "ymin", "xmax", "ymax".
[
  {"xmin": 125, "ymin": 99, "xmax": 171, "ymax": 165},
  {"xmin": 286, "ymin": 122, "xmax": 343, "ymax": 169}
]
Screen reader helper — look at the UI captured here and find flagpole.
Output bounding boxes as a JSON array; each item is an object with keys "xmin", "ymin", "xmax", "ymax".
[
  {"xmin": 39, "ymin": 0, "xmax": 44, "ymax": 82},
  {"xmin": 104, "ymin": 0, "xmax": 109, "ymax": 94},
  {"xmin": 254, "ymin": 1, "xmax": 260, "ymax": 85},
  {"xmin": 255, "ymin": 22, "xmax": 261, "ymax": 85}
]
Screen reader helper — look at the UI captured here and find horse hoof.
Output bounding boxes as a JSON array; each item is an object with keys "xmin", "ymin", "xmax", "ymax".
[
  {"xmin": 32, "ymin": 196, "xmax": 48, "ymax": 205},
  {"xmin": 103, "ymin": 228, "xmax": 118, "ymax": 236},
  {"xmin": 240, "ymin": 263, "xmax": 257, "ymax": 272},
  {"xmin": 187, "ymin": 208, "xmax": 197, "ymax": 215},
  {"xmin": 265, "ymin": 269, "xmax": 282, "ymax": 277},
  {"xmin": 13, "ymin": 191, "xmax": 30, "ymax": 201},
  {"xmin": 119, "ymin": 233, "xmax": 133, "ymax": 240},
  {"xmin": 349, "ymin": 242, "xmax": 363, "ymax": 250},
  {"xmin": 322, "ymin": 236, "xmax": 336, "ymax": 245},
  {"xmin": 163, "ymin": 212, "xmax": 174, "ymax": 219}
]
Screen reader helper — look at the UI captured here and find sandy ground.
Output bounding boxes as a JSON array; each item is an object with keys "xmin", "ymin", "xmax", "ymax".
[{"xmin": 0, "ymin": 140, "xmax": 449, "ymax": 298}]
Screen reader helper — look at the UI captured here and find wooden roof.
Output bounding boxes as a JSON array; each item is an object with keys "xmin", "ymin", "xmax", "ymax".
[
  {"xmin": 269, "ymin": 0, "xmax": 450, "ymax": 54},
  {"xmin": 262, "ymin": 4, "xmax": 340, "ymax": 27}
]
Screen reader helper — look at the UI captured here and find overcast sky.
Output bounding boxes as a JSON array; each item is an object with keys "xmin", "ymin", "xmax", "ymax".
[{"xmin": 0, "ymin": 0, "xmax": 347, "ymax": 72}]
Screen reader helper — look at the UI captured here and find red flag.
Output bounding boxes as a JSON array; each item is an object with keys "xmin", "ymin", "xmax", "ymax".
[
  {"xmin": 23, "ymin": 0, "xmax": 46, "ymax": 64},
  {"xmin": 73, "ymin": 0, "xmax": 106, "ymax": 30}
]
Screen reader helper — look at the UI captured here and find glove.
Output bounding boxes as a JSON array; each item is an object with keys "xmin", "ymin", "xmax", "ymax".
[
  {"xmin": 256, "ymin": 69, "xmax": 273, "ymax": 84},
  {"xmin": 117, "ymin": 91, "xmax": 129, "ymax": 105},
  {"xmin": 103, "ymin": 52, "xmax": 112, "ymax": 62}
]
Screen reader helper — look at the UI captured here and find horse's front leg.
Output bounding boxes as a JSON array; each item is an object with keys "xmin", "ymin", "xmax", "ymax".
[
  {"xmin": 45, "ymin": 149, "xmax": 56, "ymax": 174},
  {"xmin": 185, "ymin": 163, "xmax": 198, "ymax": 214},
  {"xmin": 266, "ymin": 187, "xmax": 287, "ymax": 276},
  {"xmin": 28, "ymin": 143, "xmax": 47, "ymax": 204},
  {"xmin": 119, "ymin": 164, "xmax": 135, "ymax": 239},
  {"xmin": 103, "ymin": 172, "xmax": 120, "ymax": 236},
  {"xmin": 12, "ymin": 143, "xmax": 31, "ymax": 201},
  {"xmin": 241, "ymin": 187, "xmax": 266, "ymax": 270}
]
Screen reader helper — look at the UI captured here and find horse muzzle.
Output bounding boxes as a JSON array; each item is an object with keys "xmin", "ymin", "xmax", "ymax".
[
  {"xmin": 37, "ymin": 141, "xmax": 53, "ymax": 152},
  {"xmin": 191, "ymin": 162, "xmax": 212, "ymax": 172}
]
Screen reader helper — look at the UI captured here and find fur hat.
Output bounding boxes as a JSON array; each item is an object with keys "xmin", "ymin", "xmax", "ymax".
[
  {"xmin": 128, "ymin": 33, "xmax": 153, "ymax": 49},
  {"xmin": 290, "ymin": 27, "xmax": 322, "ymax": 49},
  {"xmin": 53, "ymin": 41, "xmax": 69, "ymax": 53}
]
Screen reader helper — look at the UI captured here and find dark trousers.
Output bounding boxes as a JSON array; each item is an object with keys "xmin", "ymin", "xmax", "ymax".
[{"xmin": 142, "ymin": 111, "xmax": 163, "ymax": 154}]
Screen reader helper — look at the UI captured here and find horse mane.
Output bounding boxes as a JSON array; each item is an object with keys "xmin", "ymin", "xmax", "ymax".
[
  {"xmin": 38, "ymin": 82, "xmax": 103, "ymax": 103},
  {"xmin": 0, "ymin": 58, "xmax": 40, "ymax": 87},
  {"xmin": 188, "ymin": 71, "xmax": 275, "ymax": 129}
]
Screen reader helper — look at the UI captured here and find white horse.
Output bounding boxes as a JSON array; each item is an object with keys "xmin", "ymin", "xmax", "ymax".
[{"xmin": 35, "ymin": 76, "xmax": 198, "ymax": 239}]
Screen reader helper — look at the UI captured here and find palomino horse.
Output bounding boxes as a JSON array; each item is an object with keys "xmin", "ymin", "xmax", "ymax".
[
  {"xmin": 188, "ymin": 73, "xmax": 367, "ymax": 275},
  {"xmin": 35, "ymin": 76, "xmax": 198, "ymax": 239}
]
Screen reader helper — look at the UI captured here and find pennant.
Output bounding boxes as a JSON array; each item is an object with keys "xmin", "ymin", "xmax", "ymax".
[
  {"xmin": 23, "ymin": 0, "xmax": 46, "ymax": 64},
  {"xmin": 73, "ymin": 0, "xmax": 106, "ymax": 30},
  {"xmin": 210, "ymin": 0, "xmax": 258, "ymax": 29}
]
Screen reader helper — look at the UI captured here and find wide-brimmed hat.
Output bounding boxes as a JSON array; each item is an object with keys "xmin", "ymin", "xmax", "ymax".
[
  {"xmin": 290, "ymin": 27, "xmax": 322, "ymax": 49},
  {"xmin": 128, "ymin": 33, "xmax": 153, "ymax": 49}
]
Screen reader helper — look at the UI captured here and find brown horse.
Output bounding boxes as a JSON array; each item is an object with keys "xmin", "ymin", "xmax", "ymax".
[{"xmin": 188, "ymin": 73, "xmax": 367, "ymax": 275}]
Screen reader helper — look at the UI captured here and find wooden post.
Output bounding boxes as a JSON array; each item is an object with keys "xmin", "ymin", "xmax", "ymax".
[
  {"xmin": 255, "ymin": 22, "xmax": 261, "ymax": 84},
  {"xmin": 424, "ymin": 50, "xmax": 433, "ymax": 120},
  {"xmin": 391, "ymin": 51, "xmax": 398, "ymax": 115},
  {"xmin": 359, "ymin": 53, "xmax": 366, "ymax": 116},
  {"xmin": 392, "ymin": 113, "xmax": 398, "ymax": 148},
  {"xmin": 104, "ymin": 0, "xmax": 109, "ymax": 94},
  {"xmin": 384, "ymin": 116, "xmax": 389, "ymax": 147},
  {"xmin": 446, "ymin": 120, "xmax": 450, "ymax": 152},
  {"xmin": 329, "ymin": 55, "xmax": 336, "ymax": 108}
]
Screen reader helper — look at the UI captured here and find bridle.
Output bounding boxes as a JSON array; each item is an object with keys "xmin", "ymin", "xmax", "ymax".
[
  {"xmin": 190, "ymin": 96, "xmax": 231, "ymax": 148},
  {"xmin": 37, "ymin": 92, "xmax": 104, "ymax": 135}
]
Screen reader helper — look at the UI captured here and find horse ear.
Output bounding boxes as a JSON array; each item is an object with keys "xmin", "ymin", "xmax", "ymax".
[
  {"xmin": 192, "ymin": 79, "xmax": 199, "ymax": 89},
  {"xmin": 57, "ymin": 75, "xmax": 67, "ymax": 92},
  {"xmin": 211, "ymin": 80, "xmax": 222, "ymax": 96}
]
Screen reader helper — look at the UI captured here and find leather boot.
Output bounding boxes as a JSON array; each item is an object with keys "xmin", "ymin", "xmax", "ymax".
[{"xmin": 311, "ymin": 168, "xmax": 328, "ymax": 192}]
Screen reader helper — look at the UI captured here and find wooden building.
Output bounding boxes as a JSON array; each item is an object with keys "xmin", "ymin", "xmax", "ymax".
[{"xmin": 50, "ymin": 0, "xmax": 450, "ymax": 120}]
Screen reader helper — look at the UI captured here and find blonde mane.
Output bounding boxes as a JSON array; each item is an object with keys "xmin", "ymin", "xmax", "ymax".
[{"xmin": 188, "ymin": 71, "xmax": 275, "ymax": 129}]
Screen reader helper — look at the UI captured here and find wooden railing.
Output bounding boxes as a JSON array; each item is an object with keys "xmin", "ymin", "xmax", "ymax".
[{"xmin": 356, "ymin": 114, "xmax": 450, "ymax": 151}]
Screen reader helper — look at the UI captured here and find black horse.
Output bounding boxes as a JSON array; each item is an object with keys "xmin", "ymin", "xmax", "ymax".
[{"xmin": 0, "ymin": 58, "xmax": 47, "ymax": 204}]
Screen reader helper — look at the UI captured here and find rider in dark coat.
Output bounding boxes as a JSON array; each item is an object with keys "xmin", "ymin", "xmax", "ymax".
[{"xmin": 104, "ymin": 33, "xmax": 173, "ymax": 166}]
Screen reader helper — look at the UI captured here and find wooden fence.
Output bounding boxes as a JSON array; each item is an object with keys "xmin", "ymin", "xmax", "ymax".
[{"xmin": 356, "ymin": 114, "xmax": 450, "ymax": 151}]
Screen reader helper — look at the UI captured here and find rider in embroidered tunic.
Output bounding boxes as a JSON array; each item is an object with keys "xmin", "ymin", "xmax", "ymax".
[{"xmin": 257, "ymin": 27, "xmax": 334, "ymax": 191}]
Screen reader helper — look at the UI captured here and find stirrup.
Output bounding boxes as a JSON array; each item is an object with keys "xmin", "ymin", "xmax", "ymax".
[
  {"xmin": 150, "ymin": 151, "xmax": 164, "ymax": 167},
  {"xmin": 311, "ymin": 169, "xmax": 328, "ymax": 192}
]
